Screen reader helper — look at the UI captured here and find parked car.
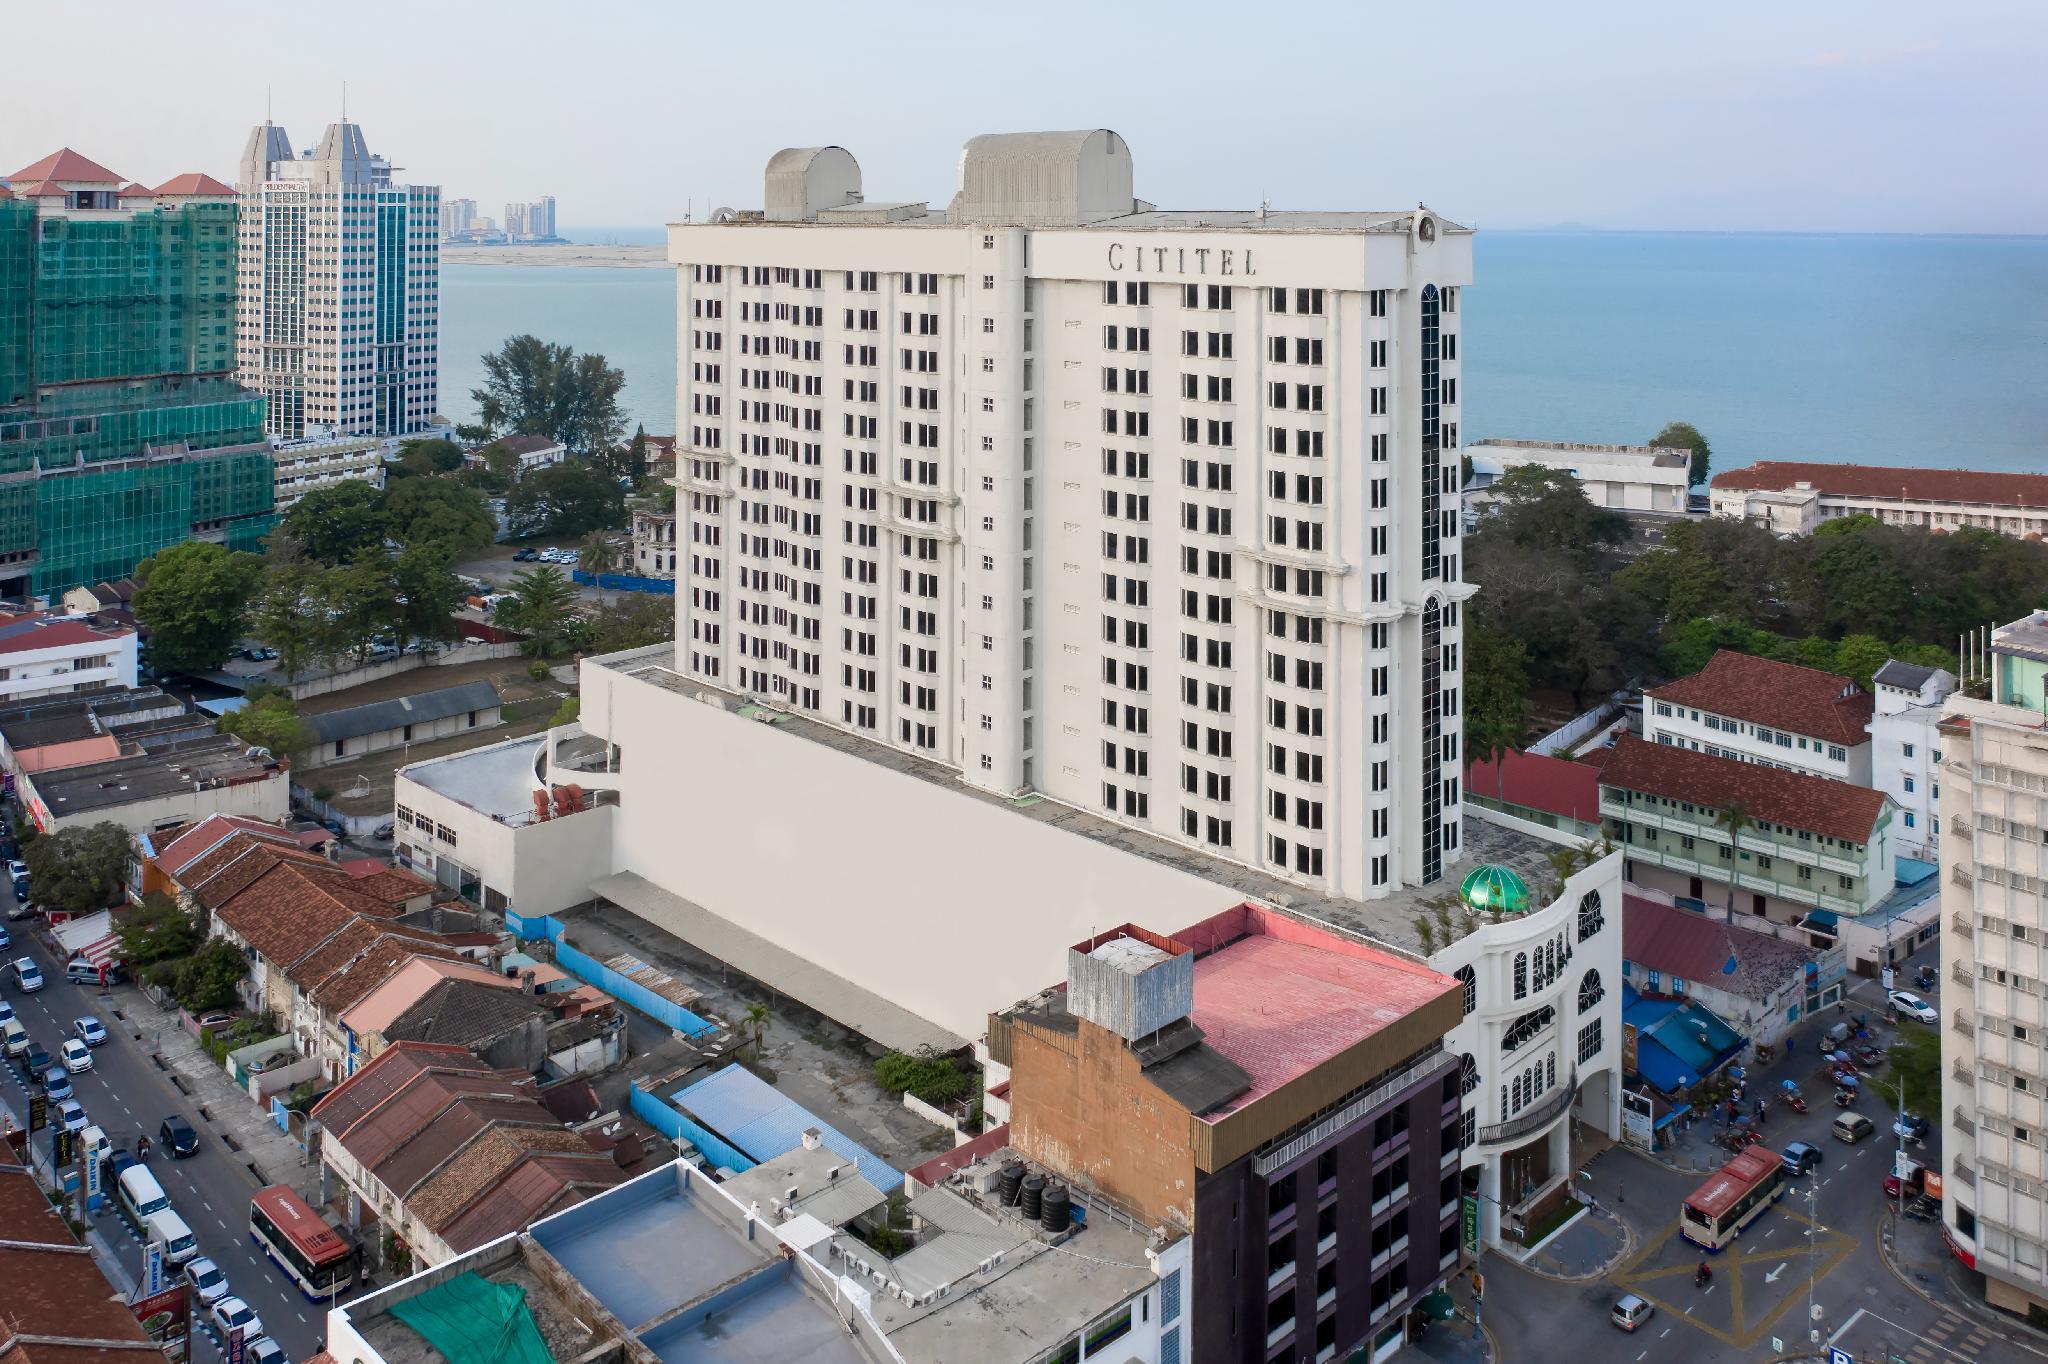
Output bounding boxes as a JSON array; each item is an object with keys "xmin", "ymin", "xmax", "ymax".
[
  {"xmin": 184, "ymin": 1257, "xmax": 231, "ymax": 1307},
  {"xmin": 0, "ymin": 1000, "xmax": 13, "ymax": 1027},
  {"xmin": 159, "ymin": 1115, "xmax": 200, "ymax": 1158},
  {"xmin": 54, "ymin": 1098, "xmax": 86, "ymax": 1133},
  {"xmin": 245, "ymin": 1338, "xmax": 287, "ymax": 1364},
  {"xmin": 1610, "ymin": 1294, "xmax": 1654, "ymax": 1332},
  {"xmin": 40, "ymin": 1066, "xmax": 72, "ymax": 1101},
  {"xmin": 210, "ymin": 1298, "xmax": 263, "ymax": 1341},
  {"xmin": 60, "ymin": 1038, "xmax": 92, "ymax": 1073},
  {"xmin": 4, "ymin": 900, "xmax": 31, "ymax": 921},
  {"xmin": 372, "ymin": 821, "xmax": 395, "ymax": 841},
  {"xmin": 513, "ymin": 548, "xmax": 540, "ymax": 561},
  {"xmin": 1888, "ymin": 990, "xmax": 1938, "ymax": 1023},
  {"xmin": 1894, "ymin": 1113, "xmax": 1931, "ymax": 1142},
  {"xmin": 1781, "ymin": 1142, "xmax": 1823, "ymax": 1176},
  {"xmin": 0, "ymin": 925, "xmax": 9, "ymax": 951},
  {"xmin": 22, "ymin": 1044, "xmax": 51, "ymax": 1075}
]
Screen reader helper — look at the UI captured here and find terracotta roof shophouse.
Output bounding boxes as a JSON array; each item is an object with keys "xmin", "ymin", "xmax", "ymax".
[
  {"xmin": 1645, "ymin": 650, "xmax": 1875, "ymax": 784},
  {"xmin": 1710, "ymin": 460, "xmax": 2048, "ymax": 540},
  {"xmin": 1597, "ymin": 735, "xmax": 1897, "ymax": 933}
]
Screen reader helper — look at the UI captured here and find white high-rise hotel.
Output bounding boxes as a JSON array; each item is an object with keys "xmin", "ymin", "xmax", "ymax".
[
  {"xmin": 672, "ymin": 132, "xmax": 1471, "ymax": 899},
  {"xmin": 236, "ymin": 121, "xmax": 440, "ymax": 440}
]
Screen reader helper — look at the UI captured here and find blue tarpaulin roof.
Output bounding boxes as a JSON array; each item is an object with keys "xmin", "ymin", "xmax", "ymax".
[
  {"xmin": 1624, "ymin": 986, "xmax": 1747, "ymax": 1095},
  {"xmin": 1896, "ymin": 857, "xmax": 1937, "ymax": 888},
  {"xmin": 1806, "ymin": 908, "xmax": 1839, "ymax": 928},
  {"xmin": 673, "ymin": 1065, "xmax": 903, "ymax": 1192}
]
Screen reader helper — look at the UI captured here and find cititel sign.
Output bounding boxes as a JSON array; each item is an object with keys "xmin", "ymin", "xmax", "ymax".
[{"xmin": 1106, "ymin": 243, "xmax": 1257, "ymax": 278}]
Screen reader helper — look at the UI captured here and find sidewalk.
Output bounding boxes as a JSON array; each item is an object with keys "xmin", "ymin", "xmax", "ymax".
[
  {"xmin": 1395, "ymin": 1271, "xmax": 1495, "ymax": 1364},
  {"xmin": 122, "ymin": 989, "xmax": 323, "ymax": 1204},
  {"xmin": 0, "ymin": 1086, "xmax": 138, "ymax": 1298},
  {"xmin": 1883, "ymin": 1203, "xmax": 2048, "ymax": 1356}
]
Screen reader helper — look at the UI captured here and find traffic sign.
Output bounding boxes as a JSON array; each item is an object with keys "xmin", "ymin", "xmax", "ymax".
[{"xmin": 1830, "ymin": 1348, "xmax": 1854, "ymax": 1364}]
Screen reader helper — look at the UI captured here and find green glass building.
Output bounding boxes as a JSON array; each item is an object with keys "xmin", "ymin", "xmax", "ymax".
[{"xmin": 0, "ymin": 149, "xmax": 273, "ymax": 597}]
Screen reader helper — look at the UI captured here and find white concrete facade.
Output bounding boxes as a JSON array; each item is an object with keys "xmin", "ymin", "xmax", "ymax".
[
  {"xmin": 671, "ymin": 132, "xmax": 1472, "ymax": 904},
  {"xmin": 1466, "ymin": 438, "xmax": 1689, "ymax": 514},
  {"xmin": 269, "ymin": 427, "xmax": 387, "ymax": 510},
  {"xmin": 236, "ymin": 121, "xmax": 439, "ymax": 440},
  {"xmin": 1710, "ymin": 464, "xmax": 2048, "ymax": 541},
  {"xmin": 632, "ymin": 507, "xmax": 677, "ymax": 578},
  {"xmin": 0, "ymin": 618, "xmax": 137, "ymax": 702},
  {"xmin": 1645, "ymin": 692, "xmax": 1871, "ymax": 785},
  {"xmin": 1869, "ymin": 662, "xmax": 1958, "ymax": 862},
  {"xmin": 1431, "ymin": 845, "xmax": 1623, "ymax": 1248},
  {"xmin": 1938, "ymin": 692, "xmax": 2048, "ymax": 1317}
]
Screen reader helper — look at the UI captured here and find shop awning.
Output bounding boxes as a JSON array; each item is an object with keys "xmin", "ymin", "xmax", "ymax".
[{"xmin": 1417, "ymin": 1289, "xmax": 1457, "ymax": 1321}]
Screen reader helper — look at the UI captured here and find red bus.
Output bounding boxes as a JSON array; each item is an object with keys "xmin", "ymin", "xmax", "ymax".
[
  {"xmin": 1681, "ymin": 1146, "xmax": 1784, "ymax": 1251},
  {"xmin": 250, "ymin": 1185, "xmax": 353, "ymax": 1299}
]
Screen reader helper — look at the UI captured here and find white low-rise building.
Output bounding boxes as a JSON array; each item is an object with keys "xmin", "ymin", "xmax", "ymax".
[
  {"xmin": 1465, "ymin": 438, "xmax": 1690, "ymax": 514},
  {"xmin": 269, "ymin": 427, "xmax": 387, "ymax": 510},
  {"xmin": 1868, "ymin": 660, "xmax": 1958, "ymax": 861},
  {"xmin": 631, "ymin": 506, "xmax": 676, "ymax": 578},
  {"xmin": 0, "ymin": 612, "xmax": 137, "ymax": 702},
  {"xmin": 1711, "ymin": 461, "xmax": 2048, "ymax": 540}
]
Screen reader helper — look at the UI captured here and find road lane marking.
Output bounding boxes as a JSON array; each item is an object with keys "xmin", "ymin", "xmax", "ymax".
[{"xmin": 1659, "ymin": 1328, "xmax": 1671, "ymax": 1338}]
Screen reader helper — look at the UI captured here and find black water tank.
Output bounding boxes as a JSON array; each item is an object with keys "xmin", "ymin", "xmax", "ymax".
[
  {"xmin": 1020, "ymin": 1173, "xmax": 1046, "ymax": 1221},
  {"xmin": 1041, "ymin": 1183, "xmax": 1070, "ymax": 1233},
  {"xmin": 997, "ymin": 1161, "xmax": 1026, "ymax": 1206}
]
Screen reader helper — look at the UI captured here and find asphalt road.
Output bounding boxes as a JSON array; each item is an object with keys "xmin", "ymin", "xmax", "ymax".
[
  {"xmin": 2, "ymin": 929, "xmax": 328, "ymax": 1363},
  {"xmin": 1475, "ymin": 941, "xmax": 2003, "ymax": 1364}
]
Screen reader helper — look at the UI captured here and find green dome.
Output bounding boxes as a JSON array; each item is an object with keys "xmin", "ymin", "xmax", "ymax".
[{"xmin": 1460, "ymin": 864, "xmax": 1531, "ymax": 915}]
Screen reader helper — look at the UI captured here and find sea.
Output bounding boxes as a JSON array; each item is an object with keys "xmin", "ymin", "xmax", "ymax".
[{"xmin": 442, "ymin": 229, "xmax": 2048, "ymax": 472}]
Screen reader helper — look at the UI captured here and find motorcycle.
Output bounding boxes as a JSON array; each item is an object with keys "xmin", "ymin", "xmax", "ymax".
[
  {"xmin": 1783, "ymin": 1091, "xmax": 1808, "ymax": 1115},
  {"xmin": 1834, "ymin": 1088, "xmax": 1858, "ymax": 1108},
  {"xmin": 1915, "ymin": 968, "xmax": 1937, "ymax": 991},
  {"xmin": 1695, "ymin": 1263, "xmax": 1714, "ymax": 1288}
]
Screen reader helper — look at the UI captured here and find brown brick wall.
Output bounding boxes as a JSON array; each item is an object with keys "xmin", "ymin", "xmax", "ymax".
[{"xmin": 1007, "ymin": 1014, "xmax": 1199, "ymax": 1229}]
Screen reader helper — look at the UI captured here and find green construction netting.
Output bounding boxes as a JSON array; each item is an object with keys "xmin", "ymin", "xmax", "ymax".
[{"xmin": 388, "ymin": 1272, "xmax": 555, "ymax": 1364}]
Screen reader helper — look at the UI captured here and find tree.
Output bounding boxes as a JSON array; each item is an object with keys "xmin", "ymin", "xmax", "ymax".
[
  {"xmin": 1711, "ymin": 799, "xmax": 1754, "ymax": 923},
  {"xmin": 1482, "ymin": 466, "xmax": 1630, "ymax": 565},
  {"xmin": 382, "ymin": 476, "xmax": 498, "ymax": 558},
  {"xmin": 592, "ymin": 593, "xmax": 674, "ymax": 653},
  {"xmin": 473, "ymin": 335, "xmax": 627, "ymax": 457},
  {"xmin": 133, "ymin": 542, "xmax": 264, "ymax": 675},
  {"xmin": 579, "ymin": 530, "xmax": 623, "ymax": 608},
  {"xmin": 171, "ymin": 938, "xmax": 248, "ymax": 1013},
  {"xmin": 116, "ymin": 892, "xmax": 198, "ymax": 966},
  {"xmin": 1463, "ymin": 624, "xmax": 1531, "ymax": 798},
  {"xmin": 219, "ymin": 684, "xmax": 305, "ymax": 758},
  {"xmin": 23, "ymin": 822, "xmax": 130, "ymax": 915},
  {"xmin": 495, "ymin": 565, "xmax": 577, "ymax": 655},
  {"xmin": 391, "ymin": 543, "xmax": 466, "ymax": 647},
  {"xmin": 626, "ymin": 424, "xmax": 649, "ymax": 489},
  {"xmin": 249, "ymin": 562, "xmax": 330, "ymax": 682},
  {"xmin": 743, "ymin": 1001, "xmax": 771, "ymax": 1059},
  {"xmin": 320, "ymin": 557, "xmax": 401, "ymax": 663},
  {"xmin": 504, "ymin": 459, "xmax": 626, "ymax": 539},
  {"xmin": 1650, "ymin": 421, "xmax": 1712, "ymax": 489},
  {"xmin": 392, "ymin": 437, "xmax": 465, "ymax": 478},
  {"xmin": 283, "ymin": 481, "xmax": 387, "ymax": 564},
  {"xmin": 1873, "ymin": 1027, "xmax": 1940, "ymax": 1120}
]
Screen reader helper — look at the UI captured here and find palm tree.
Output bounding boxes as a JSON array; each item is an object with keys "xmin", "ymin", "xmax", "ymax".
[
  {"xmin": 743, "ymin": 1001, "xmax": 771, "ymax": 1058},
  {"xmin": 579, "ymin": 530, "xmax": 622, "ymax": 610},
  {"xmin": 1712, "ymin": 798, "xmax": 1755, "ymax": 923}
]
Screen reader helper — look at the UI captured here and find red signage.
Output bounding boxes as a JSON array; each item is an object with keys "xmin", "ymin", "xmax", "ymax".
[{"xmin": 131, "ymin": 1283, "xmax": 190, "ymax": 1364}]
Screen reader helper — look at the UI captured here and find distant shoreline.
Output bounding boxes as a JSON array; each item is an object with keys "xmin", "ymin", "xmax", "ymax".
[{"xmin": 443, "ymin": 243, "xmax": 669, "ymax": 269}]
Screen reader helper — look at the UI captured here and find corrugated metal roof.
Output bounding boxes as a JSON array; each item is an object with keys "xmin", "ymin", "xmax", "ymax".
[
  {"xmin": 788, "ymin": 1174, "xmax": 887, "ymax": 1226},
  {"xmin": 673, "ymin": 1066, "xmax": 903, "ymax": 1192},
  {"xmin": 305, "ymin": 680, "xmax": 502, "ymax": 744}
]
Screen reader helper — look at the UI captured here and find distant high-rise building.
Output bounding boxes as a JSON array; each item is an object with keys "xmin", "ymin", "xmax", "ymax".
[
  {"xmin": 0, "ymin": 149, "xmax": 274, "ymax": 595},
  {"xmin": 441, "ymin": 196, "xmax": 476, "ymax": 239},
  {"xmin": 503, "ymin": 196, "xmax": 558, "ymax": 241},
  {"xmin": 236, "ymin": 120, "xmax": 439, "ymax": 439}
]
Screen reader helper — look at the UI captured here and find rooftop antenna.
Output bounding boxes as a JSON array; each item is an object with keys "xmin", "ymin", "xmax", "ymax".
[
  {"xmin": 266, "ymin": 85, "xmax": 272, "ymax": 124},
  {"xmin": 342, "ymin": 79, "xmax": 348, "ymax": 121}
]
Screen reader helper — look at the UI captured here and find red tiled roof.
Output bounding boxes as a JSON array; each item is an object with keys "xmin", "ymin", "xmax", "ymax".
[
  {"xmin": 155, "ymin": 815, "xmax": 303, "ymax": 881},
  {"xmin": 435, "ymin": 1147, "xmax": 623, "ymax": 1251},
  {"xmin": 0, "ymin": 1164, "xmax": 156, "ymax": 1364},
  {"xmin": 1714, "ymin": 461, "xmax": 2048, "ymax": 510},
  {"xmin": 10, "ymin": 148, "xmax": 123, "ymax": 184},
  {"xmin": 906, "ymin": 1123, "xmax": 1011, "ymax": 1191},
  {"xmin": 1597, "ymin": 735, "xmax": 1889, "ymax": 844},
  {"xmin": 0, "ymin": 614, "xmax": 130, "ymax": 656},
  {"xmin": 13, "ymin": 181, "xmax": 66, "ymax": 199},
  {"xmin": 1649, "ymin": 650, "xmax": 1874, "ymax": 747},
  {"xmin": 117, "ymin": 184, "xmax": 156, "ymax": 200},
  {"xmin": 1463, "ymin": 747, "xmax": 1603, "ymax": 823},
  {"xmin": 151, "ymin": 172, "xmax": 232, "ymax": 197},
  {"xmin": 310, "ymin": 1041, "xmax": 477, "ymax": 1134},
  {"xmin": 1621, "ymin": 894, "xmax": 1815, "ymax": 1001}
]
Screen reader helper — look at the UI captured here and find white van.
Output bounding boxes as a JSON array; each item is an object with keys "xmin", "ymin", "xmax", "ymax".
[
  {"xmin": 118, "ymin": 1165, "xmax": 170, "ymax": 1220},
  {"xmin": 144, "ymin": 1208, "xmax": 199, "ymax": 1265},
  {"xmin": 0, "ymin": 1018, "xmax": 26, "ymax": 1057}
]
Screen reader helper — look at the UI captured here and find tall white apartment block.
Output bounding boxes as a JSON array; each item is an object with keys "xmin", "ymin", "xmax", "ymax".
[
  {"xmin": 236, "ymin": 121, "xmax": 440, "ymax": 440},
  {"xmin": 1869, "ymin": 659, "xmax": 1958, "ymax": 861},
  {"xmin": 671, "ymin": 131, "xmax": 1472, "ymax": 900}
]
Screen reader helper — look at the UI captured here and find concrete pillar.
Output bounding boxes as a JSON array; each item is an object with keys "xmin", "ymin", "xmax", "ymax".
[
  {"xmin": 1479, "ymin": 1157, "xmax": 1502, "ymax": 1247},
  {"xmin": 1548, "ymin": 1116, "xmax": 1571, "ymax": 1185}
]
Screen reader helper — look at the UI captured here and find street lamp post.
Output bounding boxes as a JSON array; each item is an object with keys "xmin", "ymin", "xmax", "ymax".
[{"xmin": 1802, "ymin": 1180, "xmax": 1825, "ymax": 1346}]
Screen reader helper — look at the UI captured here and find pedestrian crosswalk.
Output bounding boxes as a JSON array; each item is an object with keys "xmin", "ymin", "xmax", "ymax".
[{"xmin": 1905, "ymin": 1311, "xmax": 1994, "ymax": 1363}]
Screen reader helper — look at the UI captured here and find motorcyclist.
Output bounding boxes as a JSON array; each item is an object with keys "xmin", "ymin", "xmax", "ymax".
[{"xmin": 1696, "ymin": 1261, "xmax": 1712, "ymax": 1287}]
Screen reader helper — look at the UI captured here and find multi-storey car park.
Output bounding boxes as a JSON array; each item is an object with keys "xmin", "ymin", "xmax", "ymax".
[{"xmin": 670, "ymin": 130, "xmax": 1470, "ymax": 902}]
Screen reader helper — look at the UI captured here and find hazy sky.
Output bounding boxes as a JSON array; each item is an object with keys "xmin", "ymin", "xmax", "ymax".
[{"xmin": 4, "ymin": 1, "xmax": 2042, "ymax": 235}]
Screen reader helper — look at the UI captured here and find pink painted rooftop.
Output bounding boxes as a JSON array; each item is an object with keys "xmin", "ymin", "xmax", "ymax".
[{"xmin": 1174, "ymin": 904, "xmax": 1457, "ymax": 1119}]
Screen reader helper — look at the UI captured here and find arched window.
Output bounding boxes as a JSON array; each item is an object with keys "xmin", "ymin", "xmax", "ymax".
[
  {"xmin": 1455, "ymin": 965, "xmax": 1477, "ymax": 1017},
  {"xmin": 1501, "ymin": 1084, "xmax": 1508, "ymax": 1118},
  {"xmin": 1503, "ymin": 1006, "xmax": 1555, "ymax": 1053},
  {"xmin": 1547, "ymin": 1053, "xmax": 1557, "ymax": 1089},
  {"xmin": 1578, "ymin": 889, "xmax": 1605, "ymax": 939},
  {"xmin": 1578, "ymin": 969, "xmax": 1605, "ymax": 1014},
  {"xmin": 1460, "ymin": 1052, "xmax": 1480, "ymax": 1096},
  {"xmin": 1513, "ymin": 952, "xmax": 1527, "ymax": 1000}
]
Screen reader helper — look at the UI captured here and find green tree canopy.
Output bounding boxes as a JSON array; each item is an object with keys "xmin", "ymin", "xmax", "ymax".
[
  {"xmin": 393, "ymin": 437, "xmax": 465, "ymax": 478},
  {"xmin": 320, "ymin": 556, "xmax": 402, "ymax": 663},
  {"xmin": 116, "ymin": 892, "xmax": 198, "ymax": 966},
  {"xmin": 1463, "ymin": 623, "xmax": 1531, "ymax": 796},
  {"xmin": 1482, "ymin": 466, "xmax": 1631, "ymax": 566},
  {"xmin": 220, "ymin": 683, "xmax": 306, "ymax": 757},
  {"xmin": 391, "ymin": 542, "xmax": 466, "ymax": 647},
  {"xmin": 23, "ymin": 822, "xmax": 130, "ymax": 915},
  {"xmin": 133, "ymin": 542, "xmax": 264, "ymax": 675},
  {"xmin": 382, "ymin": 476, "xmax": 498, "ymax": 558},
  {"xmin": 283, "ymin": 481, "xmax": 387, "ymax": 564},
  {"xmin": 473, "ymin": 335, "xmax": 628, "ymax": 457},
  {"xmin": 504, "ymin": 458, "xmax": 626, "ymax": 539},
  {"xmin": 249, "ymin": 562, "xmax": 331, "ymax": 682},
  {"xmin": 495, "ymin": 565, "xmax": 578, "ymax": 655},
  {"xmin": 1650, "ymin": 421, "xmax": 1712, "ymax": 488},
  {"xmin": 626, "ymin": 425, "xmax": 649, "ymax": 488},
  {"xmin": 170, "ymin": 937, "xmax": 249, "ymax": 1012}
]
